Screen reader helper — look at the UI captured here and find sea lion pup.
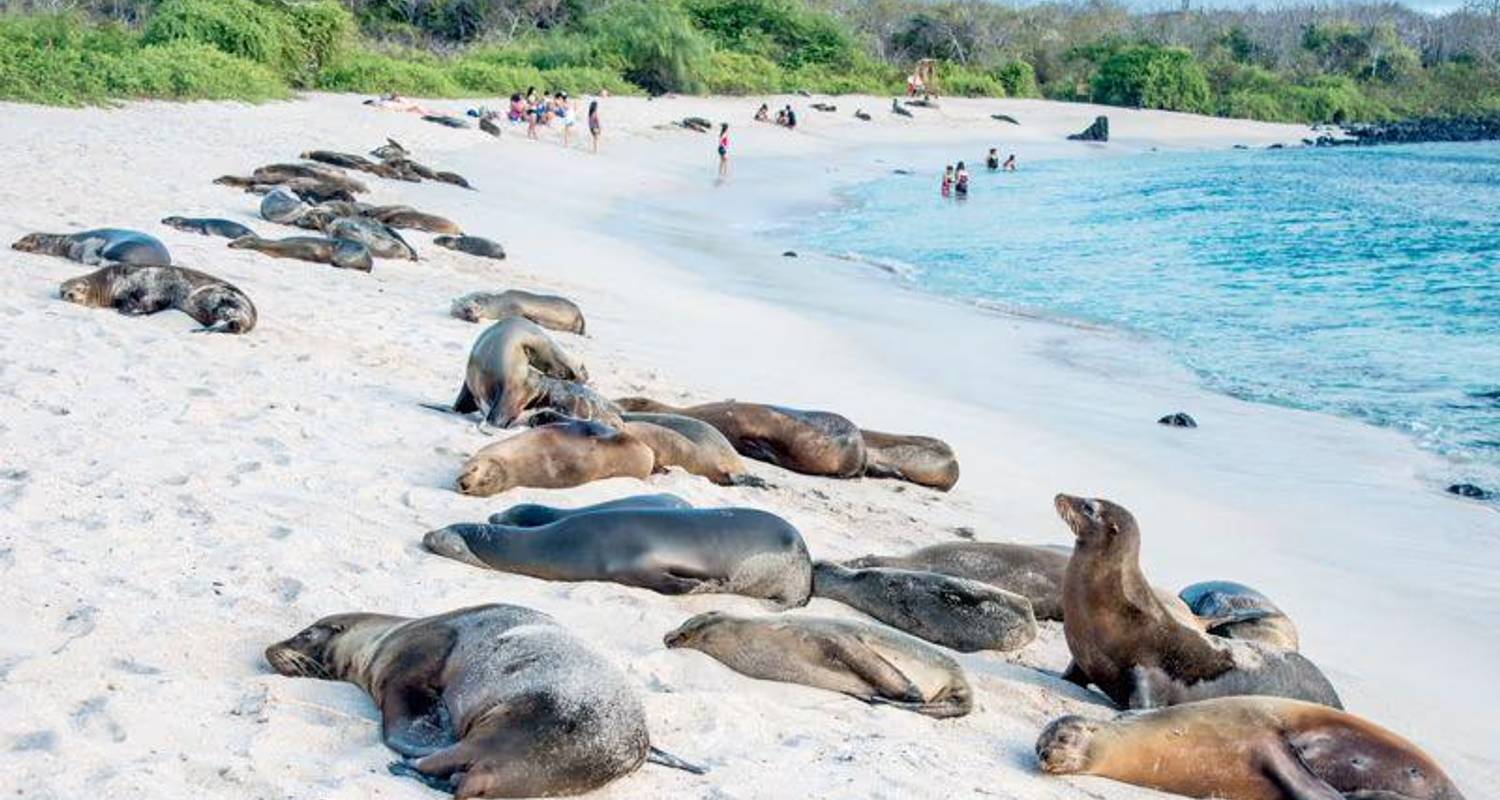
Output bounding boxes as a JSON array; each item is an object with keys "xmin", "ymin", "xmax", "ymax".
[
  {"xmin": 434, "ymin": 235, "xmax": 506, "ymax": 260},
  {"xmin": 160, "ymin": 216, "xmax": 254, "ymax": 240},
  {"xmin": 1055, "ymin": 494, "xmax": 1341, "ymax": 709},
  {"xmin": 450, "ymin": 290, "xmax": 583, "ymax": 333},
  {"xmin": 434, "ymin": 317, "xmax": 590, "ymax": 429},
  {"xmin": 455, "ymin": 418, "xmax": 653, "ymax": 496},
  {"xmin": 488, "ymin": 493, "xmax": 693, "ymax": 527},
  {"xmin": 859, "ymin": 429, "xmax": 960, "ymax": 491},
  {"xmin": 12, "ymin": 228, "xmax": 171, "ymax": 266},
  {"xmin": 424, "ymin": 507, "xmax": 813, "ymax": 605},
  {"xmin": 664, "ymin": 612, "xmax": 972, "ymax": 718},
  {"xmin": 369, "ymin": 206, "xmax": 464, "ymax": 235},
  {"xmin": 1036, "ymin": 697, "xmax": 1466, "ymax": 800},
  {"xmin": 259, "ymin": 188, "xmax": 307, "ymax": 225},
  {"xmin": 844, "ymin": 541, "xmax": 1071, "ymax": 621},
  {"xmin": 621, "ymin": 412, "xmax": 766, "ymax": 487},
  {"xmin": 1180, "ymin": 580, "xmax": 1301, "ymax": 652},
  {"xmin": 434, "ymin": 170, "xmax": 474, "ymax": 189},
  {"xmin": 228, "ymin": 235, "xmax": 373, "ymax": 272},
  {"xmin": 265, "ymin": 604, "xmax": 703, "ymax": 799},
  {"xmin": 614, "ymin": 398, "xmax": 866, "ymax": 479},
  {"xmin": 812, "ymin": 561, "xmax": 1037, "ymax": 652},
  {"xmin": 327, "ymin": 217, "xmax": 417, "ymax": 260},
  {"xmin": 60, "ymin": 264, "xmax": 256, "ymax": 333}
]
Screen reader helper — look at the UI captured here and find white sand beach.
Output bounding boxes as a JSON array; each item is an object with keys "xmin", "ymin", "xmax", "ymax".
[{"xmin": 1, "ymin": 93, "xmax": 1495, "ymax": 799}]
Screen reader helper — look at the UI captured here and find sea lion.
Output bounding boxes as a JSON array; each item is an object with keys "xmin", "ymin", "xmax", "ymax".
[
  {"xmin": 1055, "ymin": 494, "xmax": 1341, "ymax": 709},
  {"xmin": 434, "ymin": 235, "xmax": 506, "ymax": 260},
  {"xmin": 59, "ymin": 264, "xmax": 256, "ymax": 333},
  {"xmin": 487, "ymin": 493, "xmax": 692, "ymax": 527},
  {"xmin": 614, "ymin": 398, "xmax": 866, "ymax": 479},
  {"xmin": 422, "ymin": 114, "xmax": 470, "ymax": 129},
  {"xmin": 844, "ymin": 542, "xmax": 1071, "ymax": 621},
  {"xmin": 250, "ymin": 163, "xmax": 367, "ymax": 194},
  {"xmin": 859, "ymin": 429, "xmax": 960, "ymax": 491},
  {"xmin": 160, "ymin": 216, "xmax": 255, "ymax": 240},
  {"xmin": 435, "ymin": 171, "xmax": 474, "ymax": 190},
  {"xmin": 621, "ymin": 412, "xmax": 766, "ymax": 487},
  {"xmin": 370, "ymin": 206, "xmax": 464, "ymax": 235},
  {"xmin": 664, "ymin": 612, "xmax": 972, "ymax": 718},
  {"xmin": 12, "ymin": 228, "xmax": 171, "ymax": 266},
  {"xmin": 327, "ymin": 217, "xmax": 417, "ymax": 260},
  {"xmin": 521, "ymin": 383, "xmax": 625, "ymax": 429},
  {"xmin": 265, "ymin": 604, "xmax": 702, "ymax": 799},
  {"xmin": 1036, "ymin": 697, "xmax": 1466, "ymax": 800},
  {"xmin": 425, "ymin": 507, "xmax": 812, "ymax": 606},
  {"xmin": 479, "ymin": 115, "xmax": 500, "ymax": 137},
  {"xmin": 1179, "ymin": 580, "xmax": 1301, "ymax": 652},
  {"xmin": 300, "ymin": 150, "xmax": 379, "ymax": 171},
  {"xmin": 228, "ymin": 235, "xmax": 373, "ymax": 272},
  {"xmin": 435, "ymin": 317, "xmax": 594, "ymax": 430},
  {"xmin": 370, "ymin": 138, "xmax": 408, "ymax": 160},
  {"xmin": 450, "ymin": 290, "xmax": 584, "ymax": 333},
  {"xmin": 259, "ymin": 188, "xmax": 307, "ymax": 225},
  {"xmin": 250, "ymin": 177, "xmax": 357, "ymax": 206},
  {"xmin": 454, "ymin": 418, "xmax": 653, "ymax": 496},
  {"xmin": 811, "ymin": 561, "xmax": 1037, "ymax": 652}
]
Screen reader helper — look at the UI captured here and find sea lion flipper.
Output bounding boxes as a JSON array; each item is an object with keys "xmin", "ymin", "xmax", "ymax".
[
  {"xmin": 453, "ymin": 384, "xmax": 479, "ymax": 415},
  {"xmin": 830, "ymin": 638, "xmax": 919, "ymax": 701},
  {"xmin": 646, "ymin": 746, "xmax": 707, "ymax": 775},
  {"xmin": 387, "ymin": 759, "xmax": 460, "ymax": 792},
  {"xmin": 1257, "ymin": 740, "xmax": 1344, "ymax": 800},
  {"xmin": 1060, "ymin": 660, "xmax": 1090, "ymax": 687},
  {"xmin": 377, "ymin": 626, "xmax": 460, "ymax": 757}
]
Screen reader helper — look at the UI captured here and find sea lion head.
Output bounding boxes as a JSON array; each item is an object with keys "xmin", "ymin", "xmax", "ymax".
[
  {"xmin": 227, "ymin": 235, "xmax": 261, "ymax": 250},
  {"xmin": 449, "ymin": 293, "xmax": 484, "ymax": 323},
  {"xmin": 265, "ymin": 612, "xmax": 398, "ymax": 682},
  {"xmin": 1035, "ymin": 715, "xmax": 1101, "ymax": 774},
  {"xmin": 662, "ymin": 611, "xmax": 732, "ymax": 649},
  {"xmin": 11, "ymin": 233, "xmax": 49, "ymax": 253},
  {"xmin": 456, "ymin": 456, "xmax": 510, "ymax": 496},
  {"xmin": 433, "ymin": 235, "xmax": 458, "ymax": 249},
  {"xmin": 58, "ymin": 275, "xmax": 102, "ymax": 307},
  {"xmin": 160, "ymin": 216, "xmax": 191, "ymax": 231},
  {"xmin": 1054, "ymin": 494, "xmax": 1137, "ymax": 551}
]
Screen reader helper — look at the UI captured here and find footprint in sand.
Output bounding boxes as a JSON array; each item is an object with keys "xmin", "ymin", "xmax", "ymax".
[
  {"xmin": 71, "ymin": 696, "xmax": 126, "ymax": 743},
  {"xmin": 52, "ymin": 605, "xmax": 99, "ymax": 655},
  {"xmin": 9, "ymin": 730, "xmax": 56, "ymax": 752}
]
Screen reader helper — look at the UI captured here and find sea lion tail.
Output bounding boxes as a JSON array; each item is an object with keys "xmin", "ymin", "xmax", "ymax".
[
  {"xmin": 727, "ymin": 474, "xmax": 771, "ymax": 489},
  {"xmin": 647, "ymin": 746, "xmax": 707, "ymax": 775},
  {"xmin": 387, "ymin": 760, "xmax": 454, "ymax": 792},
  {"xmin": 419, "ymin": 402, "xmax": 459, "ymax": 415}
]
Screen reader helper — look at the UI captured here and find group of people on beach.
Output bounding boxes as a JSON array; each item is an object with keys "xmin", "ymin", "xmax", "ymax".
[
  {"xmin": 941, "ymin": 147, "xmax": 1018, "ymax": 198},
  {"xmin": 506, "ymin": 87, "xmax": 603, "ymax": 152},
  {"xmin": 753, "ymin": 102, "xmax": 798, "ymax": 130}
]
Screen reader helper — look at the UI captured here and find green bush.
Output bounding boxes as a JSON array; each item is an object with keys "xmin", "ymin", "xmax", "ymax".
[
  {"xmin": 685, "ymin": 0, "xmax": 859, "ymax": 70},
  {"xmin": 938, "ymin": 63, "xmax": 1006, "ymax": 97},
  {"xmin": 702, "ymin": 50, "xmax": 786, "ymax": 94},
  {"xmin": 995, "ymin": 60, "xmax": 1039, "ymax": 98},
  {"xmin": 1220, "ymin": 90, "xmax": 1287, "ymax": 121},
  {"xmin": 143, "ymin": 0, "xmax": 352, "ymax": 87},
  {"xmin": 586, "ymin": 0, "xmax": 711, "ymax": 94},
  {"xmin": 315, "ymin": 50, "xmax": 461, "ymax": 96},
  {"xmin": 1279, "ymin": 76, "xmax": 1387, "ymax": 124},
  {"xmin": 1091, "ymin": 44, "xmax": 1212, "ymax": 113}
]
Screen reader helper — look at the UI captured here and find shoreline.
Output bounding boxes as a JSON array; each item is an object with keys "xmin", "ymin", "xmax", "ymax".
[{"xmin": 1, "ymin": 93, "xmax": 1495, "ymax": 798}]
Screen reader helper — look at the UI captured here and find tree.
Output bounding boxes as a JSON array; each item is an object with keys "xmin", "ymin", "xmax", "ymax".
[{"xmin": 1091, "ymin": 44, "xmax": 1212, "ymax": 112}]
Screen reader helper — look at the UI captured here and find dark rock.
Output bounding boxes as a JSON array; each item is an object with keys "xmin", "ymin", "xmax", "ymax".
[
  {"xmin": 1345, "ymin": 113, "xmax": 1500, "ymax": 146},
  {"xmin": 1158, "ymin": 412, "xmax": 1197, "ymax": 428},
  {"xmin": 1267, "ymin": 143, "xmax": 1285, "ymax": 150},
  {"xmin": 811, "ymin": 103, "xmax": 837, "ymax": 112},
  {"xmin": 1446, "ymin": 483, "xmax": 1493, "ymax": 500},
  {"xmin": 991, "ymin": 114, "xmax": 1020, "ymax": 125},
  {"xmin": 782, "ymin": 251, "xmax": 797, "ymax": 258},
  {"xmin": 853, "ymin": 110, "xmax": 871, "ymax": 121},
  {"xmin": 1233, "ymin": 144, "xmax": 1248, "ymax": 149},
  {"xmin": 1068, "ymin": 116, "xmax": 1108, "ymax": 142}
]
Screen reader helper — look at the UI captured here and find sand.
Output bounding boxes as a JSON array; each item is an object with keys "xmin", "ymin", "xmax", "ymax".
[{"xmin": 0, "ymin": 92, "xmax": 1495, "ymax": 799}]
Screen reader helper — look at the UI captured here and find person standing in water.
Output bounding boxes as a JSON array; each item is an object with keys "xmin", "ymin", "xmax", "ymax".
[
  {"xmin": 717, "ymin": 123, "xmax": 731, "ymax": 179},
  {"xmin": 955, "ymin": 161, "xmax": 970, "ymax": 198},
  {"xmin": 986, "ymin": 148, "xmax": 1000, "ymax": 170},
  {"xmin": 1003, "ymin": 153, "xmax": 1017, "ymax": 171},
  {"xmin": 588, "ymin": 100, "xmax": 601, "ymax": 154},
  {"xmin": 941, "ymin": 165, "xmax": 954, "ymax": 198}
]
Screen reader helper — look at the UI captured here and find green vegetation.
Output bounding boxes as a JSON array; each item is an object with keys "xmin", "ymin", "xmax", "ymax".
[{"xmin": 1, "ymin": 0, "xmax": 1497, "ymax": 125}]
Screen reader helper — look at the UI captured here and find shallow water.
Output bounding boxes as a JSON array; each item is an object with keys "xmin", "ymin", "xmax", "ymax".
[{"xmin": 798, "ymin": 143, "xmax": 1500, "ymax": 499}]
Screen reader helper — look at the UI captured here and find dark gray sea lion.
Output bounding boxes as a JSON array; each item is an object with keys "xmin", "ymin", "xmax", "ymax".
[
  {"xmin": 614, "ymin": 398, "xmax": 866, "ymax": 479},
  {"xmin": 228, "ymin": 235, "xmax": 373, "ymax": 272},
  {"xmin": 370, "ymin": 138, "xmax": 408, "ymax": 160},
  {"xmin": 1036, "ymin": 697, "xmax": 1466, "ymax": 800},
  {"xmin": 1158, "ymin": 412, "xmax": 1198, "ymax": 428},
  {"xmin": 370, "ymin": 206, "xmax": 464, "ymax": 236},
  {"xmin": 422, "ymin": 114, "xmax": 471, "ymax": 129},
  {"xmin": 250, "ymin": 163, "xmax": 367, "ymax": 194},
  {"xmin": 487, "ymin": 494, "xmax": 693, "ymax": 527},
  {"xmin": 455, "ymin": 418, "xmax": 653, "ymax": 496},
  {"xmin": 520, "ymin": 383, "xmax": 625, "ymax": 429},
  {"xmin": 1055, "ymin": 494, "xmax": 1341, "ymax": 709},
  {"xmin": 425, "ymin": 507, "xmax": 812, "ymax": 606},
  {"xmin": 844, "ymin": 542, "xmax": 1070, "ymax": 621},
  {"xmin": 258, "ymin": 177, "xmax": 357, "ymax": 205},
  {"xmin": 259, "ymin": 188, "xmax": 307, "ymax": 225},
  {"xmin": 12, "ymin": 228, "xmax": 171, "ymax": 266},
  {"xmin": 1068, "ymin": 116, "xmax": 1109, "ymax": 142},
  {"xmin": 479, "ymin": 115, "xmax": 500, "ymax": 137},
  {"xmin": 450, "ymin": 290, "xmax": 583, "ymax": 333},
  {"xmin": 265, "ymin": 604, "xmax": 702, "ymax": 799},
  {"xmin": 299, "ymin": 150, "xmax": 379, "ymax": 171},
  {"xmin": 812, "ymin": 561, "xmax": 1037, "ymax": 652},
  {"xmin": 160, "ymin": 216, "xmax": 254, "ymax": 240},
  {"xmin": 327, "ymin": 217, "xmax": 417, "ymax": 260},
  {"xmin": 1179, "ymin": 580, "xmax": 1300, "ymax": 651},
  {"xmin": 859, "ymin": 429, "xmax": 960, "ymax": 491},
  {"xmin": 664, "ymin": 612, "xmax": 972, "ymax": 718},
  {"xmin": 59, "ymin": 264, "xmax": 256, "ymax": 333},
  {"xmin": 434, "ymin": 317, "xmax": 590, "ymax": 430},
  {"xmin": 434, "ymin": 235, "xmax": 505, "ymax": 260},
  {"xmin": 854, "ymin": 109, "xmax": 871, "ymax": 121},
  {"xmin": 891, "ymin": 99, "xmax": 914, "ymax": 118},
  {"xmin": 434, "ymin": 171, "xmax": 474, "ymax": 189},
  {"xmin": 621, "ymin": 412, "xmax": 765, "ymax": 487}
]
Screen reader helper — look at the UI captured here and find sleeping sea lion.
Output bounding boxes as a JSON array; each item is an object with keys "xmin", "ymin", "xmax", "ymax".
[
  {"xmin": 59, "ymin": 264, "xmax": 256, "ymax": 333},
  {"xmin": 860, "ymin": 429, "xmax": 960, "ymax": 491},
  {"xmin": 454, "ymin": 418, "xmax": 654, "ymax": 496},
  {"xmin": 1179, "ymin": 580, "xmax": 1301, "ymax": 651},
  {"xmin": 228, "ymin": 235, "xmax": 373, "ymax": 272},
  {"xmin": 12, "ymin": 228, "xmax": 171, "ymax": 266},
  {"xmin": 614, "ymin": 398, "xmax": 866, "ymax": 479},
  {"xmin": 434, "ymin": 235, "xmax": 505, "ymax": 260},
  {"xmin": 450, "ymin": 290, "xmax": 583, "ymax": 333},
  {"xmin": 259, "ymin": 188, "xmax": 307, "ymax": 225},
  {"xmin": 621, "ymin": 412, "xmax": 765, "ymax": 487},
  {"xmin": 370, "ymin": 207, "xmax": 464, "ymax": 236},
  {"xmin": 250, "ymin": 163, "xmax": 367, "ymax": 194},
  {"xmin": 160, "ymin": 216, "xmax": 254, "ymax": 240},
  {"xmin": 843, "ymin": 542, "xmax": 1071, "ymax": 621},
  {"xmin": 327, "ymin": 217, "xmax": 417, "ymax": 260},
  {"xmin": 487, "ymin": 494, "xmax": 693, "ymax": 527},
  {"xmin": 812, "ymin": 561, "xmax": 1037, "ymax": 652}
]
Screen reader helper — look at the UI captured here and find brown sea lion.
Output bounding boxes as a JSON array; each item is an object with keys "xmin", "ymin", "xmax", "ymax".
[
  {"xmin": 59, "ymin": 264, "xmax": 256, "ymax": 333},
  {"xmin": 859, "ymin": 429, "xmax": 960, "ymax": 491},
  {"xmin": 434, "ymin": 235, "xmax": 505, "ymax": 260},
  {"xmin": 1037, "ymin": 697, "xmax": 1465, "ymax": 800},
  {"xmin": 431, "ymin": 317, "xmax": 595, "ymax": 430},
  {"xmin": 614, "ymin": 398, "xmax": 866, "ymax": 478},
  {"xmin": 370, "ymin": 206, "xmax": 464, "ymax": 235},
  {"xmin": 370, "ymin": 138, "xmax": 408, "ymax": 160},
  {"xmin": 455, "ymin": 418, "xmax": 653, "ymax": 496},
  {"xmin": 326, "ymin": 217, "xmax": 417, "ymax": 260},
  {"xmin": 250, "ymin": 163, "xmax": 367, "ymax": 194},
  {"xmin": 450, "ymin": 290, "xmax": 583, "ymax": 333},
  {"xmin": 664, "ymin": 612, "xmax": 972, "ymax": 718},
  {"xmin": 1179, "ymin": 580, "xmax": 1301, "ymax": 651},
  {"xmin": 1055, "ymin": 494, "xmax": 1341, "ymax": 709},
  {"xmin": 621, "ymin": 412, "xmax": 766, "ymax": 487},
  {"xmin": 228, "ymin": 235, "xmax": 373, "ymax": 272},
  {"xmin": 12, "ymin": 228, "xmax": 171, "ymax": 266},
  {"xmin": 265, "ymin": 604, "xmax": 702, "ymax": 799},
  {"xmin": 812, "ymin": 561, "xmax": 1037, "ymax": 652}
]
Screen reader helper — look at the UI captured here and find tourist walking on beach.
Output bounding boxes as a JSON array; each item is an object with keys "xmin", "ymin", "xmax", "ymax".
[
  {"xmin": 717, "ymin": 123, "xmax": 731, "ymax": 179},
  {"xmin": 588, "ymin": 100, "xmax": 601, "ymax": 154},
  {"xmin": 955, "ymin": 161, "xmax": 970, "ymax": 198},
  {"xmin": 941, "ymin": 165, "xmax": 954, "ymax": 198}
]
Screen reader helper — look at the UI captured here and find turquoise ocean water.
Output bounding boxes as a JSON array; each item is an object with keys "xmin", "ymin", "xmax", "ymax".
[{"xmin": 798, "ymin": 143, "xmax": 1500, "ymax": 499}]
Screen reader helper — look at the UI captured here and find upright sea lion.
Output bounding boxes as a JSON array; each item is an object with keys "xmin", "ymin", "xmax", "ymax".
[
  {"xmin": 425, "ymin": 507, "xmax": 812, "ymax": 606},
  {"xmin": 859, "ymin": 429, "xmax": 960, "ymax": 491},
  {"xmin": 265, "ymin": 604, "xmax": 702, "ymax": 799},
  {"xmin": 1179, "ymin": 580, "xmax": 1301, "ymax": 652},
  {"xmin": 450, "ymin": 290, "xmax": 584, "ymax": 333},
  {"xmin": 435, "ymin": 317, "xmax": 591, "ymax": 429},
  {"xmin": 327, "ymin": 217, "xmax": 417, "ymax": 260},
  {"xmin": 60, "ymin": 264, "xmax": 256, "ymax": 333},
  {"xmin": 812, "ymin": 561, "xmax": 1037, "ymax": 652},
  {"xmin": 228, "ymin": 235, "xmax": 373, "ymax": 272},
  {"xmin": 1055, "ymin": 494, "xmax": 1341, "ymax": 709},
  {"xmin": 259, "ymin": 188, "xmax": 307, "ymax": 225},
  {"xmin": 844, "ymin": 542, "xmax": 1071, "ymax": 621},
  {"xmin": 455, "ymin": 418, "xmax": 653, "ymax": 496},
  {"xmin": 621, "ymin": 412, "xmax": 765, "ymax": 487},
  {"xmin": 434, "ymin": 235, "xmax": 505, "ymax": 260},
  {"xmin": 370, "ymin": 138, "xmax": 408, "ymax": 160},
  {"xmin": 614, "ymin": 398, "xmax": 866, "ymax": 479},
  {"xmin": 487, "ymin": 493, "xmax": 692, "ymax": 527},
  {"xmin": 664, "ymin": 612, "xmax": 972, "ymax": 718},
  {"xmin": 1036, "ymin": 697, "xmax": 1466, "ymax": 800},
  {"xmin": 160, "ymin": 216, "xmax": 255, "ymax": 240},
  {"xmin": 12, "ymin": 228, "xmax": 171, "ymax": 266},
  {"xmin": 370, "ymin": 206, "xmax": 464, "ymax": 236}
]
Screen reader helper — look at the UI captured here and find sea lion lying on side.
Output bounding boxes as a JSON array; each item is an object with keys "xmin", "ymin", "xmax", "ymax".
[
  {"xmin": 844, "ymin": 542, "xmax": 1071, "ymax": 621},
  {"xmin": 450, "ymin": 290, "xmax": 583, "ymax": 333},
  {"xmin": 859, "ymin": 429, "xmax": 960, "ymax": 490},
  {"xmin": 228, "ymin": 235, "xmax": 373, "ymax": 272},
  {"xmin": 487, "ymin": 494, "xmax": 692, "ymax": 527},
  {"xmin": 614, "ymin": 398, "xmax": 866, "ymax": 478},
  {"xmin": 455, "ymin": 418, "xmax": 653, "ymax": 496},
  {"xmin": 59, "ymin": 264, "xmax": 256, "ymax": 334},
  {"xmin": 812, "ymin": 561, "xmax": 1037, "ymax": 652},
  {"xmin": 369, "ymin": 206, "xmax": 464, "ymax": 235},
  {"xmin": 434, "ymin": 235, "xmax": 505, "ymax": 260},
  {"xmin": 326, "ymin": 217, "xmax": 417, "ymax": 260},
  {"xmin": 1179, "ymin": 580, "xmax": 1301, "ymax": 652},
  {"xmin": 160, "ymin": 216, "xmax": 254, "ymax": 240},
  {"xmin": 621, "ymin": 412, "xmax": 766, "ymax": 487},
  {"xmin": 12, "ymin": 228, "xmax": 171, "ymax": 266}
]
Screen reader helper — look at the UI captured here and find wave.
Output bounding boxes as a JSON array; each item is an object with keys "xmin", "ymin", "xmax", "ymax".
[{"xmin": 826, "ymin": 250, "xmax": 922, "ymax": 281}]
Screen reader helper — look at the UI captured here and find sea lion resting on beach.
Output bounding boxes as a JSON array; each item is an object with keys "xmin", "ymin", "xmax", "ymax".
[
  {"xmin": 1036, "ymin": 697, "xmax": 1466, "ymax": 800},
  {"xmin": 621, "ymin": 412, "xmax": 767, "ymax": 487},
  {"xmin": 665, "ymin": 612, "xmax": 972, "ymax": 718},
  {"xmin": 59, "ymin": 264, "xmax": 256, "ymax": 334},
  {"xmin": 369, "ymin": 205, "xmax": 464, "ymax": 235},
  {"xmin": 456, "ymin": 418, "xmax": 653, "ymax": 496},
  {"xmin": 1179, "ymin": 580, "xmax": 1300, "ymax": 652},
  {"xmin": 435, "ymin": 235, "xmax": 505, "ymax": 260},
  {"xmin": 325, "ymin": 217, "xmax": 417, "ymax": 260},
  {"xmin": 425, "ymin": 506, "xmax": 812, "ymax": 606},
  {"xmin": 450, "ymin": 290, "xmax": 583, "ymax": 333},
  {"xmin": 845, "ymin": 542, "xmax": 1072, "ymax": 621},
  {"xmin": 259, "ymin": 188, "xmax": 307, "ymax": 225},
  {"xmin": 229, "ymin": 235, "xmax": 373, "ymax": 272},
  {"xmin": 487, "ymin": 494, "xmax": 692, "ymax": 527},
  {"xmin": 1055, "ymin": 494, "xmax": 1341, "ymax": 709},
  {"xmin": 251, "ymin": 163, "xmax": 368, "ymax": 194},
  {"xmin": 812, "ymin": 561, "xmax": 1037, "ymax": 652},
  {"xmin": 160, "ymin": 216, "xmax": 255, "ymax": 240},
  {"xmin": 265, "ymin": 604, "xmax": 703, "ymax": 799},
  {"xmin": 12, "ymin": 228, "xmax": 171, "ymax": 266},
  {"xmin": 859, "ymin": 429, "xmax": 960, "ymax": 491},
  {"xmin": 615, "ymin": 398, "xmax": 866, "ymax": 479},
  {"xmin": 245, "ymin": 177, "xmax": 357, "ymax": 206},
  {"xmin": 434, "ymin": 317, "xmax": 602, "ymax": 430}
]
